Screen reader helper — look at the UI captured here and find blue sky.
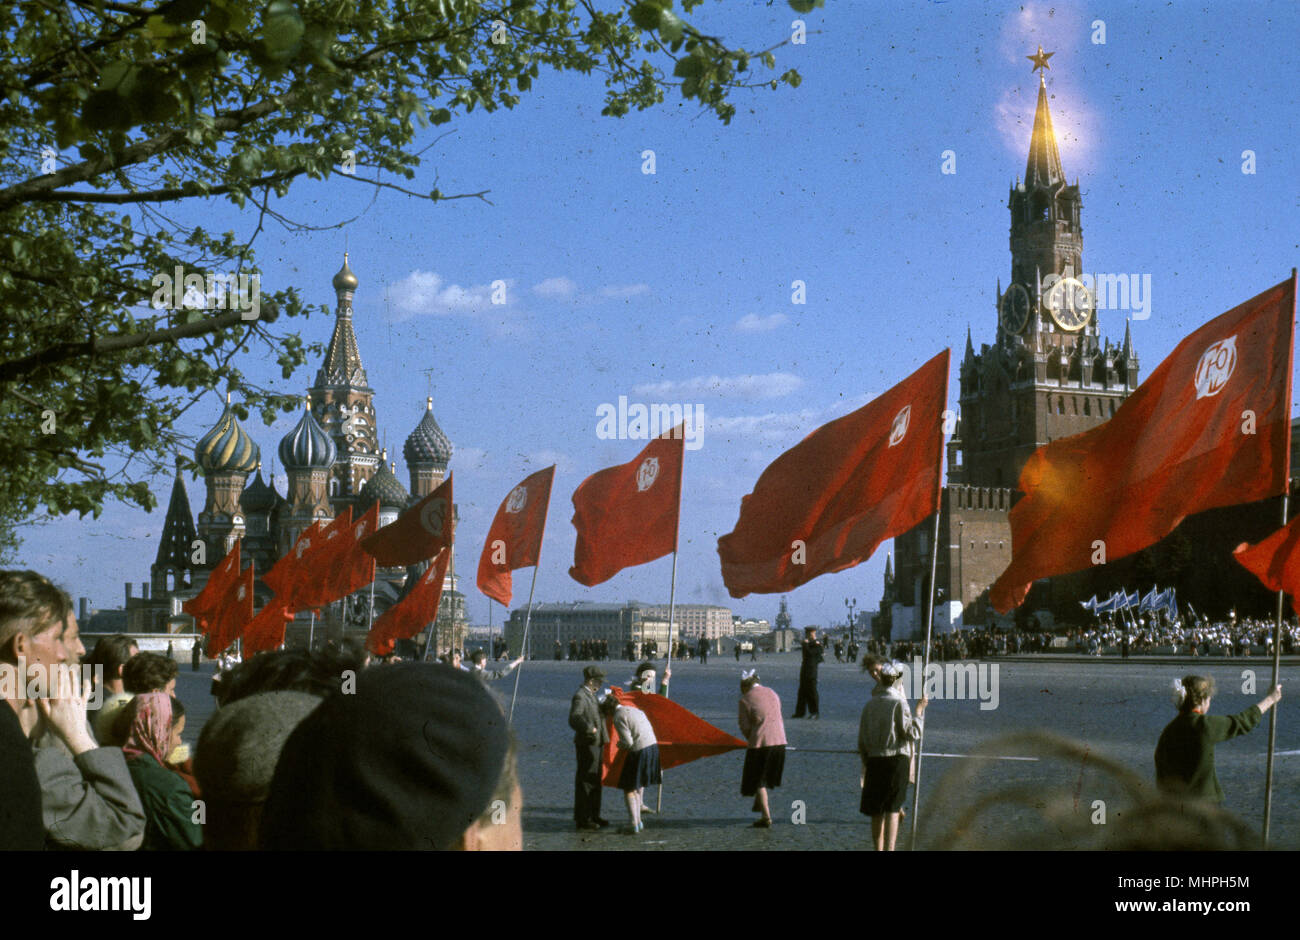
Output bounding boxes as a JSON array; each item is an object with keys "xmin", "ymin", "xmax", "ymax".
[{"xmin": 18, "ymin": 0, "xmax": 1300, "ymax": 630}]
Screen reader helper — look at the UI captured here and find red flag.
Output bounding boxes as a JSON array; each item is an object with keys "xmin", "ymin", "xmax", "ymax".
[
  {"xmin": 366, "ymin": 547, "xmax": 451, "ymax": 656},
  {"xmin": 717, "ymin": 351, "xmax": 949, "ymax": 597},
  {"xmin": 569, "ymin": 426, "xmax": 684, "ymax": 587},
  {"xmin": 360, "ymin": 475, "xmax": 453, "ymax": 568},
  {"xmin": 262, "ymin": 521, "xmax": 323, "ymax": 609},
  {"xmin": 204, "ymin": 563, "xmax": 255, "ymax": 657},
  {"xmin": 296, "ymin": 508, "xmax": 354, "ymax": 610},
  {"xmin": 991, "ymin": 277, "xmax": 1296, "ymax": 612},
  {"xmin": 1234, "ymin": 516, "xmax": 1300, "ymax": 602},
  {"xmin": 242, "ymin": 601, "xmax": 296, "ymax": 656},
  {"xmin": 477, "ymin": 466, "xmax": 555, "ymax": 606},
  {"xmin": 183, "ymin": 541, "xmax": 242, "ymax": 628},
  {"xmin": 599, "ymin": 688, "xmax": 746, "ymax": 788},
  {"xmin": 319, "ymin": 503, "xmax": 379, "ymax": 605}
]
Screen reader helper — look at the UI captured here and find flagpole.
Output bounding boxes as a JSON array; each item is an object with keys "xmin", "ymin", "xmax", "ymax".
[
  {"xmin": 308, "ymin": 610, "xmax": 316, "ymax": 651},
  {"xmin": 1262, "ymin": 491, "xmax": 1290, "ymax": 849},
  {"xmin": 908, "ymin": 500, "xmax": 942, "ymax": 851},
  {"xmin": 657, "ymin": 427, "xmax": 685, "ymax": 815},
  {"xmin": 1265, "ymin": 268, "xmax": 1297, "ymax": 847},
  {"xmin": 508, "ymin": 564, "xmax": 541, "ymax": 724}
]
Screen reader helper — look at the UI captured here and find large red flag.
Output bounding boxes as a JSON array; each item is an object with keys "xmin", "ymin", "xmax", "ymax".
[
  {"xmin": 477, "ymin": 466, "xmax": 555, "ymax": 606},
  {"xmin": 360, "ymin": 475, "xmax": 453, "ymax": 568},
  {"xmin": 182, "ymin": 540, "xmax": 242, "ymax": 630},
  {"xmin": 599, "ymin": 687, "xmax": 746, "ymax": 788},
  {"xmin": 570, "ymin": 426, "xmax": 684, "ymax": 587},
  {"xmin": 295, "ymin": 508, "xmax": 354, "ymax": 610},
  {"xmin": 242, "ymin": 601, "xmax": 296, "ymax": 656},
  {"xmin": 261, "ymin": 520, "xmax": 323, "ymax": 610},
  {"xmin": 717, "ymin": 351, "xmax": 950, "ymax": 597},
  {"xmin": 991, "ymin": 277, "xmax": 1296, "ymax": 612},
  {"xmin": 1234, "ymin": 516, "xmax": 1300, "ymax": 602},
  {"xmin": 319, "ymin": 502, "xmax": 379, "ymax": 605},
  {"xmin": 366, "ymin": 547, "xmax": 451, "ymax": 656},
  {"xmin": 204, "ymin": 563, "xmax": 255, "ymax": 657}
]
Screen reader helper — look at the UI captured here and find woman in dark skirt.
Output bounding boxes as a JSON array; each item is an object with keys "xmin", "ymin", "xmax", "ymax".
[
  {"xmin": 858, "ymin": 657, "xmax": 927, "ymax": 851},
  {"xmin": 602, "ymin": 692, "xmax": 661, "ymax": 834}
]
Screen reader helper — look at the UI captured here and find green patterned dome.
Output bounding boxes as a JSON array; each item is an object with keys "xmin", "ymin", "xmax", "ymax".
[
  {"xmin": 358, "ymin": 451, "xmax": 409, "ymax": 511},
  {"xmin": 195, "ymin": 404, "xmax": 260, "ymax": 474}
]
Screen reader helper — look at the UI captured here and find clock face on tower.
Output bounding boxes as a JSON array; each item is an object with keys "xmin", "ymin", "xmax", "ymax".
[
  {"xmin": 999, "ymin": 283, "xmax": 1031, "ymax": 335},
  {"xmin": 1045, "ymin": 277, "xmax": 1094, "ymax": 332}
]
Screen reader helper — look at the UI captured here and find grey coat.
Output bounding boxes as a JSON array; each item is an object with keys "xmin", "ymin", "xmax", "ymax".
[
  {"xmin": 569, "ymin": 685, "xmax": 610, "ymax": 746},
  {"xmin": 32, "ymin": 723, "xmax": 146, "ymax": 851}
]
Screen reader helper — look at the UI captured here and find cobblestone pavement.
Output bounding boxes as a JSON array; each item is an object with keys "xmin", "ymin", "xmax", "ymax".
[{"xmin": 176, "ymin": 654, "xmax": 1300, "ymax": 851}]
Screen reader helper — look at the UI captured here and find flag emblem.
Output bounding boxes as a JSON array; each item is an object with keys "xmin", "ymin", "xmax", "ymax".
[
  {"xmin": 295, "ymin": 537, "xmax": 312, "ymax": 559},
  {"xmin": 1193, "ymin": 335, "xmax": 1237, "ymax": 399},
  {"xmin": 505, "ymin": 485, "xmax": 529, "ymax": 514},
  {"xmin": 636, "ymin": 457, "xmax": 659, "ymax": 492},
  {"xmin": 420, "ymin": 497, "xmax": 448, "ymax": 536},
  {"xmin": 888, "ymin": 405, "xmax": 911, "ymax": 447}
]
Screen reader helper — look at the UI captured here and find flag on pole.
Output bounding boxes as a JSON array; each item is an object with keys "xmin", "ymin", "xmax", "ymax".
[
  {"xmin": 1235, "ymin": 516, "xmax": 1300, "ymax": 602},
  {"xmin": 1094, "ymin": 592, "xmax": 1120, "ymax": 614},
  {"xmin": 182, "ymin": 541, "xmax": 243, "ymax": 631},
  {"xmin": 360, "ymin": 475, "xmax": 453, "ymax": 568},
  {"xmin": 1140, "ymin": 586, "xmax": 1159, "ymax": 612},
  {"xmin": 204, "ymin": 563, "xmax": 255, "ymax": 657},
  {"xmin": 242, "ymin": 601, "xmax": 296, "ymax": 656},
  {"xmin": 478, "ymin": 466, "xmax": 556, "ymax": 606},
  {"xmin": 991, "ymin": 277, "xmax": 1296, "ymax": 612},
  {"xmin": 1161, "ymin": 587, "xmax": 1178, "ymax": 616},
  {"xmin": 366, "ymin": 546, "xmax": 452, "ymax": 656},
  {"xmin": 296, "ymin": 508, "xmax": 354, "ymax": 611},
  {"xmin": 261, "ymin": 521, "xmax": 323, "ymax": 610},
  {"xmin": 569, "ymin": 427, "xmax": 684, "ymax": 587},
  {"xmin": 321, "ymin": 502, "xmax": 379, "ymax": 604},
  {"xmin": 718, "ymin": 350, "xmax": 950, "ymax": 598},
  {"xmin": 599, "ymin": 688, "xmax": 746, "ymax": 788},
  {"xmin": 1079, "ymin": 595, "xmax": 1098, "ymax": 612}
]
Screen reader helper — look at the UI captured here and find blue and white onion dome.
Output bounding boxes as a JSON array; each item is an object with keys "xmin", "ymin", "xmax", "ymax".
[
  {"xmin": 403, "ymin": 397, "xmax": 453, "ymax": 467},
  {"xmin": 195, "ymin": 402, "xmax": 260, "ymax": 474},
  {"xmin": 278, "ymin": 400, "xmax": 337, "ymax": 470}
]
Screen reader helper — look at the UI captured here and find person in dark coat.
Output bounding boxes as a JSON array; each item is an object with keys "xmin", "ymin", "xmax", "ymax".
[
  {"xmin": 568, "ymin": 665, "xmax": 610, "ymax": 831},
  {"xmin": 1155, "ymin": 675, "xmax": 1281, "ymax": 803},
  {"xmin": 792, "ymin": 627, "xmax": 824, "ymax": 718},
  {"xmin": 0, "ymin": 693, "xmax": 44, "ymax": 849}
]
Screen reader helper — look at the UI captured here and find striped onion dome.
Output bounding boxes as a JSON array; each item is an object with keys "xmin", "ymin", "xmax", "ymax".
[
  {"xmin": 359, "ymin": 450, "xmax": 409, "ymax": 510},
  {"xmin": 241, "ymin": 463, "xmax": 280, "ymax": 514},
  {"xmin": 403, "ymin": 397, "xmax": 452, "ymax": 467},
  {"xmin": 278, "ymin": 402, "xmax": 337, "ymax": 471},
  {"xmin": 195, "ymin": 404, "xmax": 259, "ymax": 474}
]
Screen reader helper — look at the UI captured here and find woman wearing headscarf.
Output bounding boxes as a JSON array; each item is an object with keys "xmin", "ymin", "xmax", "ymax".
[
  {"xmin": 600, "ymin": 690, "xmax": 661, "ymax": 834},
  {"xmin": 858, "ymin": 657, "xmax": 927, "ymax": 851},
  {"xmin": 1155, "ymin": 675, "xmax": 1281, "ymax": 803},
  {"xmin": 121, "ymin": 692, "xmax": 202, "ymax": 851}
]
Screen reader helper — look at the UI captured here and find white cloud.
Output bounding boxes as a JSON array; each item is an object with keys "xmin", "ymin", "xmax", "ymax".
[
  {"xmin": 735, "ymin": 313, "xmax": 789, "ymax": 333},
  {"xmin": 632, "ymin": 372, "xmax": 804, "ymax": 401},
  {"xmin": 387, "ymin": 271, "xmax": 514, "ymax": 320},
  {"xmin": 529, "ymin": 449, "xmax": 576, "ymax": 474},
  {"xmin": 531, "ymin": 277, "xmax": 577, "ymax": 299},
  {"xmin": 598, "ymin": 284, "xmax": 649, "ymax": 299},
  {"xmin": 453, "ymin": 446, "xmax": 488, "ymax": 470}
]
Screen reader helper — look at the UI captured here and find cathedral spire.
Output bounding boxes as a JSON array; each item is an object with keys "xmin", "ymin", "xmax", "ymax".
[
  {"xmin": 318, "ymin": 254, "xmax": 368, "ymax": 388},
  {"xmin": 1024, "ymin": 48, "xmax": 1065, "ymax": 190},
  {"xmin": 154, "ymin": 455, "xmax": 197, "ymax": 574}
]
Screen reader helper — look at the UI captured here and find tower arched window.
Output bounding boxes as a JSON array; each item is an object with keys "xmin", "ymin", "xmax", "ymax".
[{"xmin": 1083, "ymin": 399, "xmax": 1091, "ymax": 416}]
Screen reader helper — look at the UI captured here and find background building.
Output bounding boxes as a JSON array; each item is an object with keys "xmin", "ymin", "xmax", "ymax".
[{"xmin": 131, "ymin": 256, "xmax": 467, "ymax": 654}]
